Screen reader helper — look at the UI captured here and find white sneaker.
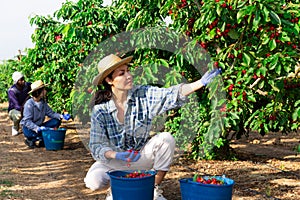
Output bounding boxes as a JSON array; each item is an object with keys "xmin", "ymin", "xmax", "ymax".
[
  {"xmin": 12, "ymin": 127, "xmax": 19, "ymax": 136},
  {"xmin": 106, "ymin": 188, "xmax": 112, "ymax": 200},
  {"xmin": 154, "ymin": 184, "xmax": 167, "ymax": 200}
]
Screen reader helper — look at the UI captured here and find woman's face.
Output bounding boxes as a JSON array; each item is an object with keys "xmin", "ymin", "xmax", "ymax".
[
  {"xmin": 40, "ymin": 88, "xmax": 46, "ymax": 98},
  {"xmin": 105, "ymin": 64, "xmax": 133, "ymax": 91}
]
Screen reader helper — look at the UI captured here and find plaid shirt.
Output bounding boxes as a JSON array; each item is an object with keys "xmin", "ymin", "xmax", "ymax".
[{"xmin": 89, "ymin": 84, "xmax": 187, "ymax": 162}]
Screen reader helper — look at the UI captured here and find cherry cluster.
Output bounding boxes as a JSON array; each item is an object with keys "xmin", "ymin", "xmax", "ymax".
[
  {"xmin": 122, "ymin": 171, "xmax": 152, "ymax": 178},
  {"xmin": 194, "ymin": 176, "xmax": 225, "ymax": 185}
]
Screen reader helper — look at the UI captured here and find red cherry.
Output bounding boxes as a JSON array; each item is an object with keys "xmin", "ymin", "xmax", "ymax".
[
  {"xmin": 214, "ymin": 61, "xmax": 219, "ymax": 67},
  {"xmin": 221, "ymin": 3, "xmax": 227, "ymax": 8},
  {"xmin": 200, "ymin": 42, "xmax": 207, "ymax": 49},
  {"xmin": 87, "ymin": 88, "xmax": 93, "ymax": 94},
  {"xmin": 55, "ymin": 35, "xmax": 62, "ymax": 41}
]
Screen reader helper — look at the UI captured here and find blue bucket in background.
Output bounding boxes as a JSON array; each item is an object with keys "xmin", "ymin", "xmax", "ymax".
[
  {"xmin": 42, "ymin": 128, "xmax": 66, "ymax": 150},
  {"xmin": 107, "ymin": 170, "xmax": 156, "ymax": 200},
  {"xmin": 179, "ymin": 175, "xmax": 235, "ymax": 200}
]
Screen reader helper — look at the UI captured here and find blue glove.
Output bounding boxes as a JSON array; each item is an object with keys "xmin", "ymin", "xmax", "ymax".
[
  {"xmin": 200, "ymin": 68, "xmax": 222, "ymax": 86},
  {"xmin": 62, "ymin": 114, "xmax": 71, "ymax": 120},
  {"xmin": 38, "ymin": 126, "xmax": 48, "ymax": 132},
  {"xmin": 131, "ymin": 151, "xmax": 141, "ymax": 162},
  {"xmin": 115, "ymin": 151, "xmax": 131, "ymax": 162},
  {"xmin": 115, "ymin": 150, "xmax": 141, "ymax": 162}
]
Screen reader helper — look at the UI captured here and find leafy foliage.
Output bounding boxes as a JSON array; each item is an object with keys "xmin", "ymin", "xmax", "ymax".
[{"xmin": 0, "ymin": 0, "xmax": 299, "ymax": 159}]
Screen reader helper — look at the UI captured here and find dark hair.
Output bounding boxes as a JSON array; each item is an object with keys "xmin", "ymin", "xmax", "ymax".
[
  {"xmin": 31, "ymin": 87, "xmax": 45, "ymax": 98},
  {"xmin": 90, "ymin": 74, "xmax": 113, "ymax": 107}
]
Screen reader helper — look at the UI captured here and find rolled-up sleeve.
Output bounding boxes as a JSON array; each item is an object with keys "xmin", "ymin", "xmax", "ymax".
[{"xmin": 145, "ymin": 84, "xmax": 188, "ymax": 118}]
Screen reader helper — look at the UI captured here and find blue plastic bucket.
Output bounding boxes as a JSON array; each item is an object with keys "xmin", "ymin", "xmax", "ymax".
[
  {"xmin": 42, "ymin": 128, "xmax": 66, "ymax": 150},
  {"xmin": 107, "ymin": 170, "xmax": 156, "ymax": 200},
  {"xmin": 179, "ymin": 176, "xmax": 235, "ymax": 200}
]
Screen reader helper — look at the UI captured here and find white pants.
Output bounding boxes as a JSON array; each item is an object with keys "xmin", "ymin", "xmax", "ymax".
[{"xmin": 84, "ymin": 132, "xmax": 175, "ymax": 191}]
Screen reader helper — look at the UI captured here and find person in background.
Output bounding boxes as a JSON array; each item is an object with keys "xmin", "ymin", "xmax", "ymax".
[
  {"xmin": 84, "ymin": 54, "xmax": 221, "ymax": 200},
  {"xmin": 7, "ymin": 71, "xmax": 31, "ymax": 136},
  {"xmin": 20, "ymin": 80, "xmax": 71, "ymax": 149}
]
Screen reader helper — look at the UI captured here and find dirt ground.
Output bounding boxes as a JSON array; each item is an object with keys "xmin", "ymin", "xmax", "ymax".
[{"xmin": 0, "ymin": 102, "xmax": 299, "ymax": 200}]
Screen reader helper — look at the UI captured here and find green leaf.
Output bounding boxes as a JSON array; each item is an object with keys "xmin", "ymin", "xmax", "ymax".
[
  {"xmin": 193, "ymin": 174, "xmax": 198, "ymax": 182},
  {"xmin": 209, "ymin": 29, "xmax": 216, "ymax": 40},
  {"xmin": 294, "ymin": 24, "xmax": 300, "ymax": 34},
  {"xmin": 216, "ymin": 5, "xmax": 222, "ymax": 16},
  {"xmin": 67, "ymin": 27, "xmax": 75, "ymax": 39},
  {"xmin": 62, "ymin": 24, "xmax": 70, "ymax": 36},
  {"xmin": 217, "ymin": 99, "xmax": 227, "ymax": 106},
  {"xmin": 248, "ymin": 95, "xmax": 256, "ymax": 102},
  {"xmin": 159, "ymin": 59, "xmax": 169, "ymax": 68},
  {"xmin": 259, "ymin": 67, "xmax": 267, "ymax": 76},
  {"xmin": 269, "ymin": 39, "xmax": 276, "ymax": 51},
  {"xmin": 258, "ymin": 80, "xmax": 264, "ymax": 89},
  {"xmin": 295, "ymin": 100, "xmax": 300, "ymax": 107},
  {"xmin": 279, "ymin": 32, "xmax": 291, "ymax": 42},
  {"xmin": 242, "ymin": 53, "xmax": 251, "ymax": 66},
  {"xmin": 292, "ymin": 108, "xmax": 299, "ymax": 121},
  {"xmin": 270, "ymin": 11, "xmax": 281, "ymax": 25},
  {"xmin": 208, "ymin": 80, "xmax": 218, "ymax": 99},
  {"xmin": 269, "ymin": 81, "xmax": 280, "ymax": 92},
  {"xmin": 262, "ymin": 6, "xmax": 270, "ymax": 22},
  {"xmin": 231, "ymin": 112, "xmax": 239, "ymax": 120},
  {"xmin": 253, "ymin": 10, "xmax": 261, "ymax": 31},
  {"xmin": 237, "ymin": 9, "xmax": 248, "ymax": 24},
  {"xmin": 228, "ymin": 29, "xmax": 239, "ymax": 40},
  {"xmin": 275, "ymin": 63, "xmax": 282, "ymax": 75},
  {"xmin": 269, "ymin": 54, "xmax": 279, "ymax": 70}
]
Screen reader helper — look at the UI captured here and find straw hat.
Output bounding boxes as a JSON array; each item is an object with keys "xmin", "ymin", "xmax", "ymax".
[
  {"xmin": 28, "ymin": 80, "xmax": 48, "ymax": 94},
  {"xmin": 92, "ymin": 54, "xmax": 133, "ymax": 85}
]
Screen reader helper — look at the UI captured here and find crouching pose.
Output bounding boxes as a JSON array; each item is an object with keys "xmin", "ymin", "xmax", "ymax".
[
  {"xmin": 20, "ymin": 80, "xmax": 70, "ymax": 148},
  {"xmin": 84, "ymin": 54, "xmax": 221, "ymax": 200}
]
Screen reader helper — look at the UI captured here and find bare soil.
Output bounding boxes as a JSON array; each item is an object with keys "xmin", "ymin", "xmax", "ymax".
[{"xmin": 0, "ymin": 102, "xmax": 299, "ymax": 200}]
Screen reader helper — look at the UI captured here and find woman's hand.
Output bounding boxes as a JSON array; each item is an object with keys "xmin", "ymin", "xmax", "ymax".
[
  {"xmin": 115, "ymin": 150, "xmax": 141, "ymax": 162},
  {"xmin": 37, "ymin": 126, "xmax": 49, "ymax": 133},
  {"xmin": 61, "ymin": 114, "xmax": 71, "ymax": 120},
  {"xmin": 200, "ymin": 68, "xmax": 222, "ymax": 86},
  {"xmin": 181, "ymin": 68, "xmax": 222, "ymax": 96}
]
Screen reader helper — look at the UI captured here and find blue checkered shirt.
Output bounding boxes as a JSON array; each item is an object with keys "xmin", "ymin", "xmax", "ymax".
[{"xmin": 89, "ymin": 84, "xmax": 187, "ymax": 162}]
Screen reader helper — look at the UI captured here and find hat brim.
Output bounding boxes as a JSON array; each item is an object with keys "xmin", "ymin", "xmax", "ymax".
[
  {"xmin": 28, "ymin": 84, "xmax": 49, "ymax": 94},
  {"xmin": 92, "ymin": 56, "xmax": 133, "ymax": 85}
]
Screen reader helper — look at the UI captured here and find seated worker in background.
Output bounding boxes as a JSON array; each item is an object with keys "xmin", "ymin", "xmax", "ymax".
[
  {"xmin": 7, "ymin": 71, "xmax": 31, "ymax": 136},
  {"xmin": 20, "ymin": 80, "xmax": 71, "ymax": 149}
]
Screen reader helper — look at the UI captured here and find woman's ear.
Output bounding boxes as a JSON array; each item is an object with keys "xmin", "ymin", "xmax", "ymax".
[{"xmin": 105, "ymin": 77, "xmax": 113, "ymax": 85}]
